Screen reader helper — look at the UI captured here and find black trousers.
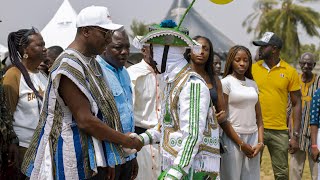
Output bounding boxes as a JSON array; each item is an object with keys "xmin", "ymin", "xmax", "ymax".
[{"xmin": 115, "ymin": 159, "xmax": 133, "ymax": 180}]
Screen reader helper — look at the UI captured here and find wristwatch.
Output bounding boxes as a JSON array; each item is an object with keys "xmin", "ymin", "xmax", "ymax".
[{"xmin": 293, "ymin": 131, "xmax": 300, "ymax": 138}]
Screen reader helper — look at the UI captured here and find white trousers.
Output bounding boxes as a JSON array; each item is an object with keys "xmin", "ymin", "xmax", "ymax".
[
  {"xmin": 220, "ymin": 131, "xmax": 260, "ymax": 180},
  {"xmin": 136, "ymin": 144, "xmax": 161, "ymax": 180}
]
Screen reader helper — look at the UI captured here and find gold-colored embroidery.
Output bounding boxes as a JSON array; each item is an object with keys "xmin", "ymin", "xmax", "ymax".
[
  {"xmin": 162, "ymin": 65, "xmax": 221, "ymax": 159},
  {"xmin": 163, "ymin": 127, "xmax": 178, "ymax": 157},
  {"xmin": 198, "ymin": 145, "xmax": 220, "ymax": 154}
]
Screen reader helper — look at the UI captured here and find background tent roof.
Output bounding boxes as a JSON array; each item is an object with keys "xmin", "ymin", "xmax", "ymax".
[
  {"xmin": 164, "ymin": 0, "xmax": 235, "ymax": 54},
  {"xmin": 41, "ymin": 0, "xmax": 77, "ymax": 49}
]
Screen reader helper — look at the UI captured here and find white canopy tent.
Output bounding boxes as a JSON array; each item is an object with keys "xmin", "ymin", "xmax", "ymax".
[
  {"xmin": 0, "ymin": 44, "xmax": 8, "ymax": 62},
  {"xmin": 0, "ymin": 43, "xmax": 11, "ymax": 67},
  {"xmin": 41, "ymin": 0, "xmax": 77, "ymax": 49}
]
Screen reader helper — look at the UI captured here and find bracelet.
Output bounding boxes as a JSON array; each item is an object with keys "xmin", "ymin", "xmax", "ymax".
[
  {"xmin": 311, "ymin": 144, "xmax": 318, "ymax": 148},
  {"xmin": 239, "ymin": 141, "xmax": 244, "ymax": 151},
  {"xmin": 258, "ymin": 142, "xmax": 264, "ymax": 146}
]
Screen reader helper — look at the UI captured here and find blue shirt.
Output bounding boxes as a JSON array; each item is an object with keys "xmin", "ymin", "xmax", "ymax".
[
  {"xmin": 310, "ymin": 88, "xmax": 320, "ymax": 126},
  {"xmin": 97, "ymin": 56, "xmax": 136, "ymax": 161}
]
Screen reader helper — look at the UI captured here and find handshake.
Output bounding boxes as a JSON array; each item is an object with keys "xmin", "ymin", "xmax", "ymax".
[{"xmin": 122, "ymin": 133, "xmax": 144, "ymax": 156}]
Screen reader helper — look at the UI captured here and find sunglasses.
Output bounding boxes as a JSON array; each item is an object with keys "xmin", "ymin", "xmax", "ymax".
[
  {"xmin": 19, "ymin": 26, "xmax": 40, "ymax": 45},
  {"xmin": 299, "ymin": 62, "xmax": 314, "ymax": 67},
  {"xmin": 91, "ymin": 27, "xmax": 114, "ymax": 38}
]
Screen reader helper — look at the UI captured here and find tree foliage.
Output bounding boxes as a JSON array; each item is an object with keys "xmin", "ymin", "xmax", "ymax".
[
  {"xmin": 243, "ymin": 0, "xmax": 320, "ymax": 63},
  {"xmin": 242, "ymin": 0, "xmax": 278, "ymax": 35},
  {"xmin": 300, "ymin": 43, "xmax": 320, "ymax": 61},
  {"xmin": 129, "ymin": 19, "xmax": 152, "ymax": 38}
]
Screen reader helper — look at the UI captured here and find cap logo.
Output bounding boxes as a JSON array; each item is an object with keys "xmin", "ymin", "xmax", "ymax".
[{"xmin": 261, "ymin": 32, "xmax": 274, "ymax": 43}]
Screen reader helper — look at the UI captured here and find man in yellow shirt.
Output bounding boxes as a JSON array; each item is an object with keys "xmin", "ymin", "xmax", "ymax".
[{"xmin": 252, "ymin": 32, "xmax": 302, "ymax": 180}]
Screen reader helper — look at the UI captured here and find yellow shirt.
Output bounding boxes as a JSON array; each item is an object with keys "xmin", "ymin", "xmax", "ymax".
[
  {"xmin": 252, "ymin": 60, "xmax": 300, "ymax": 130},
  {"xmin": 299, "ymin": 74, "xmax": 315, "ymax": 109}
]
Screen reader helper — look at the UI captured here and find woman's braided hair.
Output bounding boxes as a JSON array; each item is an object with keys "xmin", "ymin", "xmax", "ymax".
[{"xmin": 7, "ymin": 28, "xmax": 43, "ymax": 101}]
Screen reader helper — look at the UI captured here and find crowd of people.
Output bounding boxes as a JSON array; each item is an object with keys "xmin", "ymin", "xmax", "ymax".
[{"xmin": 0, "ymin": 4, "xmax": 319, "ymax": 180}]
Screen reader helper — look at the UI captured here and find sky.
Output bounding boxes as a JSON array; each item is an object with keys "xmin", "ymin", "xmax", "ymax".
[{"xmin": 1, "ymin": 0, "xmax": 320, "ymax": 55}]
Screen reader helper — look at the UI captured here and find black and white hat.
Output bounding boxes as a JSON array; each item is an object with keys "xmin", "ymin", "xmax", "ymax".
[{"xmin": 253, "ymin": 32, "xmax": 282, "ymax": 49}]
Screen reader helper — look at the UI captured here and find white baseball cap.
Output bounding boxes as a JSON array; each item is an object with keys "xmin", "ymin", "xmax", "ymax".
[{"xmin": 76, "ymin": 6, "xmax": 123, "ymax": 31}]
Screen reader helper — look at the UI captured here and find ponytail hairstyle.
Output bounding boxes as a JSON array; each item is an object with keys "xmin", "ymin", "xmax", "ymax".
[
  {"xmin": 7, "ymin": 28, "xmax": 43, "ymax": 101},
  {"xmin": 223, "ymin": 45, "xmax": 253, "ymax": 80}
]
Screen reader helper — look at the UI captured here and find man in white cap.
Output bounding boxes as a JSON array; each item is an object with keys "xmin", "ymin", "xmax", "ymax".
[
  {"xmin": 252, "ymin": 31, "xmax": 302, "ymax": 180},
  {"xmin": 21, "ymin": 6, "xmax": 141, "ymax": 180}
]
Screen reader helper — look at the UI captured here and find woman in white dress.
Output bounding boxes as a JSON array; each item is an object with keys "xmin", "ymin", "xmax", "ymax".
[{"xmin": 220, "ymin": 45, "xmax": 264, "ymax": 180}]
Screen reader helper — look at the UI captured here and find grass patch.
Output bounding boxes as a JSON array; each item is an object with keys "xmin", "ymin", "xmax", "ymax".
[{"xmin": 260, "ymin": 147, "xmax": 312, "ymax": 180}]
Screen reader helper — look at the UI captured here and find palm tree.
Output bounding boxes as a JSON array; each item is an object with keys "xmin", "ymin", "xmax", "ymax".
[
  {"xmin": 300, "ymin": 43, "xmax": 320, "ymax": 61},
  {"xmin": 244, "ymin": 0, "xmax": 320, "ymax": 63},
  {"xmin": 242, "ymin": 0, "xmax": 278, "ymax": 35}
]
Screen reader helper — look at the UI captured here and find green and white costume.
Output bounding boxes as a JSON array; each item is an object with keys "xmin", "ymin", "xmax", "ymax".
[{"xmin": 138, "ymin": 46, "xmax": 220, "ymax": 180}]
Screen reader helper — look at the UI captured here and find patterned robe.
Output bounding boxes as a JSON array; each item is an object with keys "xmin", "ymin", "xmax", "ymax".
[{"xmin": 21, "ymin": 49, "xmax": 125, "ymax": 179}]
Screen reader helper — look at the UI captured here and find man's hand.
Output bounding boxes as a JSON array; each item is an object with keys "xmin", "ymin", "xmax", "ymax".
[
  {"xmin": 123, "ymin": 133, "xmax": 137, "ymax": 149},
  {"xmin": 7, "ymin": 143, "xmax": 18, "ymax": 168},
  {"xmin": 130, "ymin": 158, "xmax": 139, "ymax": 180},
  {"xmin": 288, "ymin": 138, "xmax": 299, "ymax": 154},
  {"xmin": 311, "ymin": 146, "xmax": 319, "ymax": 162},
  {"xmin": 128, "ymin": 133, "xmax": 143, "ymax": 151}
]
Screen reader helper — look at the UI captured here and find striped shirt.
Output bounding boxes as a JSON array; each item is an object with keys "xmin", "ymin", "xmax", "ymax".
[
  {"xmin": 21, "ymin": 50, "xmax": 125, "ymax": 179},
  {"xmin": 299, "ymin": 74, "xmax": 320, "ymax": 151}
]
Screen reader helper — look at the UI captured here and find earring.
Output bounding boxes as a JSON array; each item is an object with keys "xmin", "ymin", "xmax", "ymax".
[
  {"xmin": 188, "ymin": 53, "xmax": 191, "ymax": 58},
  {"xmin": 23, "ymin": 54, "xmax": 28, "ymax": 59}
]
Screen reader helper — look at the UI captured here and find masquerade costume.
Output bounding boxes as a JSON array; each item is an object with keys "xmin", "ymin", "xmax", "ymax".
[
  {"xmin": 132, "ymin": 1, "xmax": 235, "ymax": 177},
  {"xmin": 138, "ymin": 46, "xmax": 220, "ymax": 179}
]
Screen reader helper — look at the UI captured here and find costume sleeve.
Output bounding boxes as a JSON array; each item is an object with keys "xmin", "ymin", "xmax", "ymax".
[
  {"xmin": 310, "ymin": 89, "xmax": 320, "ymax": 126},
  {"xmin": 139, "ymin": 123, "xmax": 161, "ymax": 145},
  {"xmin": 3, "ymin": 67, "xmax": 21, "ymax": 114},
  {"xmin": 165, "ymin": 77, "xmax": 209, "ymax": 179},
  {"xmin": 288, "ymin": 69, "xmax": 300, "ymax": 92}
]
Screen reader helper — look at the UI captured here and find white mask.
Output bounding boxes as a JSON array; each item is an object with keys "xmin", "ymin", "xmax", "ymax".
[{"xmin": 152, "ymin": 45, "xmax": 186, "ymax": 73}]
